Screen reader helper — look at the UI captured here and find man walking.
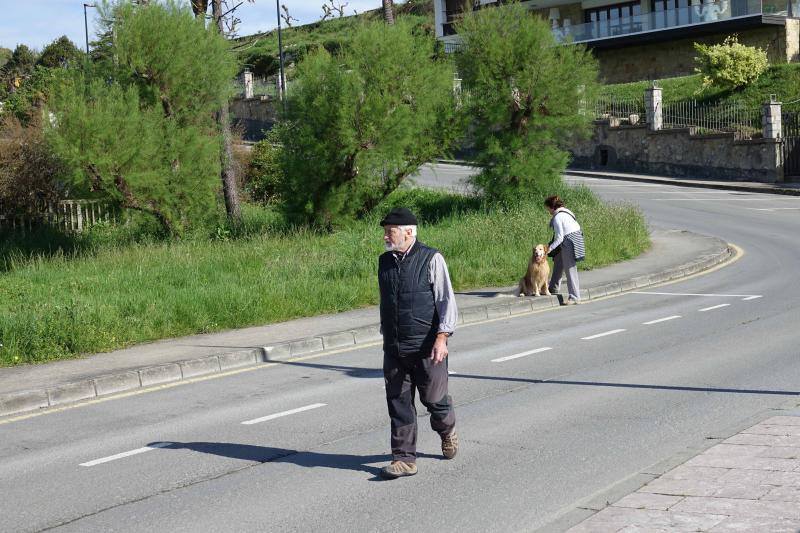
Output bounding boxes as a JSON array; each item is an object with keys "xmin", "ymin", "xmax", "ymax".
[{"xmin": 378, "ymin": 207, "xmax": 459, "ymax": 479}]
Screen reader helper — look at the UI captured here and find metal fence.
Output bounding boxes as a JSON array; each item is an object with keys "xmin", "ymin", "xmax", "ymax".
[
  {"xmin": 233, "ymin": 75, "xmax": 291, "ymax": 99},
  {"xmin": 0, "ymin": 200, "xmax": 120, "ymax": 234},
  {"xmin": 590, "ymin": 96, "xmax": 645, "ymax": 121},
  {"xmin": 662, "ymin": 100, "xmax": 761, "ymax": 138}
]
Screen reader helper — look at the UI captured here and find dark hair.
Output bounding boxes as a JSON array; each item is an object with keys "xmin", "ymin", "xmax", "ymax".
[{"xmin": 544, "ymin": 195, "xmax": 564, "ymax": 210}]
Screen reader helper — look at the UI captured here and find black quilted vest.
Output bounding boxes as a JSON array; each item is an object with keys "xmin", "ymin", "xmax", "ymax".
[{"xmin": 378, "ymin": 241, "xmax": 439, "ymax": 357}]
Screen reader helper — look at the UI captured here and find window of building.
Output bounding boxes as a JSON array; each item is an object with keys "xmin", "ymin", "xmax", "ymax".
[{"xmin": 585, "ymin": 2, "xmax": 642, "ymax": 36}]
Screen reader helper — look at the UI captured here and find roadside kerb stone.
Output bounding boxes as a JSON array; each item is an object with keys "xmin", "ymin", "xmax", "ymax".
[
  {"xmin": 461, "ymin": 306, "xmax": 489, "ymax": 324},
  {"xmin": 289, "ymin": 338, "xmax": 324, "ymax": 357},
  {"xmin": 218, "ymin": 349, "xmax": 260, "ymax": 371},
  {"xmin": 93, "ymin": 371, "xmax": 141, "ymax": 397},
  {"xmin": 139, "ymin": 363, "xmax": 182, "ymax": 387},
  {"xmin": 508, "ymin": 298, "xmax": 534, "ymax": 315},
  {"xmin": 0, "ymin": 235, "xmax": 734, "ymax": 419},
  {"xmin": 321, "ymin": 331, "xmax": 356, "ymax": 350},
  {"xmin": 262, "ymin": 343, "xmax": 291, "ymax": 361},
  {"xmin": 350, "ymin": 325, "xmax": 382, "ymax": 344},
  {"xmin": 180, "ymin": 356, "xmax": 222, "ymax": 379},
  {"xmin": 590, "ymin": 285, "xmax": 608, "ymax": 299},
  {"xmin": 46, "ymin": 380, "xmax": 96, "ymax": 407},
  {"xmin": 486, "ymin": 305, "xmax": 511, "ymax": 320},
  {"xmin": 0, "ymin": 389, "xmax": 49, "ymax": 417}
]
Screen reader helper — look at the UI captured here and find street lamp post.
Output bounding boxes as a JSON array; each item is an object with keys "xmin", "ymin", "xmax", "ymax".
[
  {"xmin": 83, "ymin": 3, "xmax": 96, "ymax": 56},
  {"xmin": 275, "ymin": 0, "xmax": 286, "ymax": 103}
]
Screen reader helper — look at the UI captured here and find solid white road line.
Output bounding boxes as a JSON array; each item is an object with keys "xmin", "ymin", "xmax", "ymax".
[
  {"xmin": 643, "ymin": 315, "xmax": 682, "ymax": 325},
  {"xmin": 491, "ymin": 347, "xmax": 553, "ymax": 363},
  {"xmin": 632, "ymin": 291, "xmax": 761, "ymax": 298},
  {"xmin": 746, "ymin": 207, "xmax": 800, "ymax": 211},
  {"xmin": 653, "ymin": 198, "xmax": 799, "ymax": 201},
  {"xmin": 699, "ymin": 304, "xmax": 731, "ymax": 312},
  {"xmin": 742, "ymin": 295, "xmax": 763, "ymax": 301},
  {"xmin": 241, "ymin": 403, "xmax": 326, "ymax": 425},
  {"xmin": 80, "ymin": 442, "xmax": 173, "ymax": 467},
  {"xmin": 581, "ymin": 329, "xmax": 626, "ymax": 340}
]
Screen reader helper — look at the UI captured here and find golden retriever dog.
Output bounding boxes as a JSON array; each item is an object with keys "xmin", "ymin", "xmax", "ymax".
[{"xmin": 518, "ymin": 244, "xmax": 551, "ymax": 297}]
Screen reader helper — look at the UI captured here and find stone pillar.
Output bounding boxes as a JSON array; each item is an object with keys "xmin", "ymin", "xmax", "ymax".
[
  {"xmin": 242, "ymin": 70, "xmax": 254, "ymax": 99},
  {"xmin": 762, "ymin": 98, "xmax": 782, "ymax": 139},
  {"xmin": 645, "ymin": 86, "xmax": 662, "ymax": 131}
]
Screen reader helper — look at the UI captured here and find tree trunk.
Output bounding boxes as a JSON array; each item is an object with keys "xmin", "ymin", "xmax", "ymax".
[
  {"xmin": 382, "ymin": 0, "xmax": 395, "ymax": 24},
  {"xmin": 191, "ymin": 0, "xmax": 210, "ymax": 17},
  {"xmin": 212, "ymin": 0, "xmax": 242, "ymax": 223}
]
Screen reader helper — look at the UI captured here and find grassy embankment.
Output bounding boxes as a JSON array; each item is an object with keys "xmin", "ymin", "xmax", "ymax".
[
  {"xmin": 0, "ymin": 186, "xmax": 649, "ymax": 366},
  {"xmin": 600, "ymin": 63, "xmax": 800, "ymax": 108}
]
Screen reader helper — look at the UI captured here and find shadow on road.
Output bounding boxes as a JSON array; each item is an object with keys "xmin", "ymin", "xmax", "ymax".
[
  {"xmin": 274, "ymin": 361, "xmax": 800, "ymax": 396},
  {"xmin": 153, "ymin": 442, "xmax": 442, "ymax": 481},
  {"xmin": 273, "ymin": 360, "xmax": 383, "ymax": 379},
  {"xmin": 449, "ymin": 373, "xmax": 800, "ymax": 396}
]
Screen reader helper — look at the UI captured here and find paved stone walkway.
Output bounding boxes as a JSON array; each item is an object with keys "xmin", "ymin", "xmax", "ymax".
[{"xmin": 568, "ymin": 414, "xmax": 800, "ymax": 532}]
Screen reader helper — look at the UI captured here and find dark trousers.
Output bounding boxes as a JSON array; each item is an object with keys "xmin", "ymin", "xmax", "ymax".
[{"xmin": 383, "ymin": 351, "xmax": 456, "ymax": 463}]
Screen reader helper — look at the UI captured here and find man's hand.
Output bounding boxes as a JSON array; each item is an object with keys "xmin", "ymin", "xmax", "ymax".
[{"xmin": 430, "ymin": 333, "xmax": 449, "ymax": 365}]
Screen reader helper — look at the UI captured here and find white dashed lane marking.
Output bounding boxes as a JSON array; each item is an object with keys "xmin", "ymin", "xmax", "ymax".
[
  {"xmin": 632, "ymin": 291, "xmax": 761, "ymax": 299},
  {"xmin": 643, "ymin": 315, "xmax": 682, "ymax": 325},
  {"xmin": 699, "ymin": 304, "xmax": 731, "ymax": 312},
  {"xmin": 581, "ymin": 329, "xmax": 626, "ymax": 340},
  {"xmin": 491, "ymin": 347, "xmax": 553, "ymax": 363},
  {"xmin": 241, "ymin": 403, "xmax": 327, "ymax": 425},
  {"xmin": 80, "ymin": 442, "xmax": 173, "ymax": 467}
]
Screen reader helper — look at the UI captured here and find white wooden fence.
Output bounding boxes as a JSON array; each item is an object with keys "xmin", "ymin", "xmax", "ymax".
[{"xmin": 0, "ymin": 200, "xmax": 120, "ymax": 234}]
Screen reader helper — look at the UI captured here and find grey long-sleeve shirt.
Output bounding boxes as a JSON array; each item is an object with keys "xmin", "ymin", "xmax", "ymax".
[{"xmin": 393, "ymin": 240, "xmax": 458, "ymax": 335}]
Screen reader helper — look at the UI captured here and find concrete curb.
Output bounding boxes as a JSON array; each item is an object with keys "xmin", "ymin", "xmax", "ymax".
[
  {"xmin": 435, "ymin": 159, "xmax": 800, "ymax": 196},
  {"xmin": 564, "ymin": 170, "xmax": 800, "ymax": 196},
  {"xmin": 0, "ymin": 239, "xmax": 734, "ymax": 420}
]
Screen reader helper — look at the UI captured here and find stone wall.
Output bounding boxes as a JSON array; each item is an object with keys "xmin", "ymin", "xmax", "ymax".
[
  {"xmin": 229, "ymin": 97, "xmax": 278, "ymax": 142},
  {"xmin": 594, "ymin": 26, "xmax": 790, "ymax": 83},
  {"xmin": 570, "ymin": 121, "xmax": 784, "ymax": 182}
]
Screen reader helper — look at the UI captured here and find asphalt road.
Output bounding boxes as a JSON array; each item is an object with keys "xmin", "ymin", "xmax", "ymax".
[{"xmin": 1, "ymin": 167, "xmax": 799, "ymax": 533}]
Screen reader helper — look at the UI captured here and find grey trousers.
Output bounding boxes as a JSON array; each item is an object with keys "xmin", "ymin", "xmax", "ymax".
[
  {"xmin": 549, "ymin": 238, "xmax": 581, "ymax": 301},
  {"xmin": 383, "ymin": 351, "xmax": 456, "ymax": 463}
]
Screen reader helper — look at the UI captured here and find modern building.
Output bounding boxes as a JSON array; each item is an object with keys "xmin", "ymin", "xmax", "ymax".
[{"xmin": 434, "ymin": 0, "xmax": 800, "ymax": 82}]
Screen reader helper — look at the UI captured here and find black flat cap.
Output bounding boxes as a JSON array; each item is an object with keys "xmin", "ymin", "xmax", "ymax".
[{"xmin": 380, "ymin": 207, "xmax": 418, "ymax": 226}]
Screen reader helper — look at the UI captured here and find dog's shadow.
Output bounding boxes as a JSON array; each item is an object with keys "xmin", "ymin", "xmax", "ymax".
[{"xmin": 152, "ymin": 441, "xmax": 442, "ymax": 481}]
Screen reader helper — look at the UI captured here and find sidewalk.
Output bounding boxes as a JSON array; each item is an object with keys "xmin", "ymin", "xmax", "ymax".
[
  {"xmin": 0, "ymin": 229, "xmax": 732, "ymax": 419},
  {"xmin": 563, "ymin": 408, "xmax": 800, "ymax": 532},
  {"xmin": 564, "ymin": 169, "xmax": 800, "ymax": 196}
]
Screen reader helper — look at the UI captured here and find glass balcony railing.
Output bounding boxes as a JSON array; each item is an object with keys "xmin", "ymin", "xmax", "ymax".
[{"xmin": 552, "ymin": 0, "xmax": 773, "ymax": 44}]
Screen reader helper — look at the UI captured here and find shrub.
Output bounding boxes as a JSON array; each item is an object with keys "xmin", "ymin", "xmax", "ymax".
[
  {"xmin": 694, "ymin": 36, "xmax": 768, "ymax": 91},
  {"xmin": 243, "ymin": 132, "xmax": 283, "ymax": 204},
  {"xmin": 454, "ymin": 1, "xmax": 600, "ymax": 203},
  {"xmin": 45, "ymin": 1, "xmax": 237, "ymax": 235},
  {"xmin": 276, "ymin": 17, "xmax": 459, "ymax": 228},
  {"xmin": 0, "ymin": 117, "xmax": 67, "ymax": 214}
]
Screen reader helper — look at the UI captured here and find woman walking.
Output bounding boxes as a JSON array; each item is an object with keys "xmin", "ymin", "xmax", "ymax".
[{"xmin": 545, "ymin": 195, "xmax": 585, "ymax": 305}]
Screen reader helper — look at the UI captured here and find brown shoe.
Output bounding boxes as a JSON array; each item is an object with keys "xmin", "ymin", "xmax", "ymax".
[
  {"xmin": 380, "ymin": 461, "xmax": 418, "ymax": 479},
  {"xmin": 441, "ymin": 431, "xmax": 458, "ymax": 459}
]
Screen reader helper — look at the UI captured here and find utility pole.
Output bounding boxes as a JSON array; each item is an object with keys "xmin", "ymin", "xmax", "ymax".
[
  {"xmin": 276, "ymin": 0, "xmax": 286, "ymax": 103},
  {"xmin": 83, "ymin": 3, "xmax": 96, "ymax": 55}
]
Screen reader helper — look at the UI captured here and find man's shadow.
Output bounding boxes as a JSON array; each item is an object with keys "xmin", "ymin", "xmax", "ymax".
[{"xmin": 151, "ymin": 441, "xmax": 441, "ymax": 481}]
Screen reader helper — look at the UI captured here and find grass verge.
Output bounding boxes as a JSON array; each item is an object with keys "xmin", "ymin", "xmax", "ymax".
[{"xmin": 0, "ymin": 186, "xmax": 649, "ymax": 366}]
